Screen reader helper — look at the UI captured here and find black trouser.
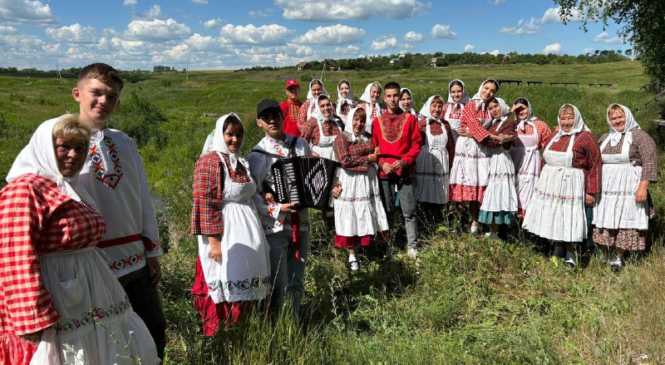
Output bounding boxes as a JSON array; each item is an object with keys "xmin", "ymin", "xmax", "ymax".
[{"xmin": 118, "ymin": 265, "xmax": 167, "ymax": 360}]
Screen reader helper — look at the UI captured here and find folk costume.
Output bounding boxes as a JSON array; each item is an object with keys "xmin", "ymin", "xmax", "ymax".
[
  {"xmin": 301, "ymin": 95, "xmax": 345, "ymax": 161},
  {"xmin": 297, "ymin": 80, "xmax": 329, "ymax": 135},
  {"xmin": 593, "ymin": 104, "xmax": 658, "ymax": 251},
  {"xmin": 400, "ymin": 88, "xmax": 419, "ymax": 119},
  {"xmin": 509, "ymin": 98, "xmax": 552, "ymax": 217},
  {"xmin": 442, "ymin": 79, "xmax": 470, "ymax": 143},
  {"xmin": 247, "ymin": 132, "xmax": 312, "ymax": 315},
  {"xmin": 0, "ymin": 118, "xmax": 159, "ymax": 365},
  {"xmin": 478, "ymin": 98, "xmax": 519, "ymax": 226},
  {"xmin": 523, "ymin": 104, "xmax": 602, "ymax": 244},
  {"xmin": 415, "ymin": 95, "xmax": 455, "ymax": 205},
  {"xmin": 334, "ymin": 80, "xmax": 357, "ymax": 123},
  {"xmin": 332, "ymin": 107, "xmax": 389, "ymax": 249},
  {"xmin": 191, "ymin": 114, "xmax": 272, "ymax": 335},
  {"xmin": 281, "ymin": 98, "xmax": 303, "ymax": 137},
  {"xmin": 358, "ymin": 82, "xmax": 384, "ymax": 134}
]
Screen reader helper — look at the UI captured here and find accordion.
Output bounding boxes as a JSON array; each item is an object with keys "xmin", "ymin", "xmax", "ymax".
[{"xmin": 271, "ymin": 156, "xmax": 339, "ymax": 209}]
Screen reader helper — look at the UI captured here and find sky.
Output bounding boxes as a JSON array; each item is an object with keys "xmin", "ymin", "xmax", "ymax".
[{"xmin": 0, "ymin": 0, "xmax": 630, "ymax": 71}]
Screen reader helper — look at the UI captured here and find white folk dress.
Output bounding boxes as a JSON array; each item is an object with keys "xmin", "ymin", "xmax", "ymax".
[
  {"xmin": 522, "ymin": 135, "xmax": 587, "ymax": 242},
  {"xmin": 311, "ymin": 120, "xmax": 342, "ymax": 161},
  {"xmin": 593, "ymin": 135, "xmax": 649, "ymax": 230},
  {"xmin": 479, "ymin": 120, "xmax": 518, "ymax": 221},
  {"xmin": 449, "ymin": 119, "xmax": 492, "ymax": 200},
  {"xmin": 509, "ymin": 125, "xmax": 541, "ymax": 213},
  {"xmin": 415, "ymin": 121, "xmax": 451, "ymax": 204},
  {"xmin": 197, "ymin": 155, "xmax": 271, "ymax": 304},
  {"xmin": 444, "ymin": 104, "xmax": 464, "ymax": 143}
]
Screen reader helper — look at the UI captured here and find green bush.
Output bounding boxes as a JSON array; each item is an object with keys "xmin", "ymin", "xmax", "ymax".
[{"xmin": 109, "ymin": 92, "xmax": 168, "ymax": 148}]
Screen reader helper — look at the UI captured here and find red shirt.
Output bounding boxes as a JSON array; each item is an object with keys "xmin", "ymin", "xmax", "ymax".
[
  {"xmin": 543, "ymin": 131, "xmax": 602, "ymax": 194},
  {"xmin": 333, "ymin": 132, "xmax": 375, "ymax": 173},
  {"xmin": 280, "ymin": 99, "xmax": 302, "ymax": 137},
  {"xmin": 372, "ymin": 110, "xmax": 422, "ymax": 180},
  {"xmin": 461, "ymin": 100, "xmax": 491, "ymax": 143},
  {"xmin": 300, "ymin": 118, "xmax": 344, "ymax": 146}
]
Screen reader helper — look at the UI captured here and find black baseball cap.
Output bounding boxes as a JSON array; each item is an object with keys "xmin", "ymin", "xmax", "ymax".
[{"xmin": 256, "ymin": 99, "xmax": 282, "ymax": 118}]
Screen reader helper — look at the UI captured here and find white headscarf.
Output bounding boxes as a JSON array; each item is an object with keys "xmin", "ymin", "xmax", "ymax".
[
  {"xmin": 359, "ymin": 81, "xmax": 383, "ymax": 125},
  {"xmin": 445, "ymin": 79, "xmax": 469, "ymax": 119},
  {"xmin": 399, "ymin": 88, "xmax": 417, "ymax": 116},
  {"xmin": 606, "ymin": 103, "xmax": 640, "ymax": 147},
  {"xmin": 471, "ymin": 79, "xmax": 500, "ymax": 112},
  {"xmin": 336, "ymin": 79, "xmax": 355, "ymax": 117},
  {"xmin": 419, "ymin": 95, "xmax": 444, "ymax": 123},
  {"xmin": 513, "ymin": 97, "xmax": 538, "ymax": 131},
  {"xmin": 306, "ymin": 79, "xmax": 330, "ymax": 121},
  {"xmin": 489, "ymin": 97, "xmax": 510, "ymax": 125},
  {"xmin": 310, "ymin": 95, "xmax": 335, "ymax": 124},
  {"xmin": 210, "ymin": 113, "xmax": 247, "ymax": 170},
  {"xmin": 552, "ymin": 104, "xmax": 591, "ymax": 142},
  {"xmin": 343, "ymin": 107, "xmax": 369, "ymax": 143},
  {"xmin": 6, "ymin": 115, "xmax": 97, "ymax": 208}
]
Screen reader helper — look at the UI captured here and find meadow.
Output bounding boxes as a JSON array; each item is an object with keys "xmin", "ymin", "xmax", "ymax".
[{"xmin": 1, "ymin": 61, "xmax": 664, "ymax": 364}]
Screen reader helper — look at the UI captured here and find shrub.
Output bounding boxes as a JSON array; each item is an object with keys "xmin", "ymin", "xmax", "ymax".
[{"xmin": 109, "ymin": 92, "xmax": 168, "ymax": 148}]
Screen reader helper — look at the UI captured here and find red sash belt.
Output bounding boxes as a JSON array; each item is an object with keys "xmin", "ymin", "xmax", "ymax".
[{"xmin": 98, "ymin": 234, "xmax": 142, "ymax": 248}]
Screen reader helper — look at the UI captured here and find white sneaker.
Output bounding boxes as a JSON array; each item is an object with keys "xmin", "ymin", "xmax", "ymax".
[
  {"xmin": 565, "ymin": 251, "xmax": 577, "ymax": 267},
  {"xmin": 610, "ymin": 256, "xmax": 622, "ymax": 272},
  {"xmin": 349, "ymin": 254, "xmax": 359, "ymax": 271},
  {"xmin": 484, "ymin": 232, "xmax": 499, "ymax": 240},
  {"xmin": 407, "ymin": 248, "xmax": 418, "ymax": 259},
  {"xmin": 470, "ymin": 225, "xmax": 479, "ymax": 234}
]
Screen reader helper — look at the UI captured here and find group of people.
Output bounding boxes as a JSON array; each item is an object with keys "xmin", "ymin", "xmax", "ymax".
[{"xmin": 0, "ymin": 63, "xmax": 658, "ymax": 362}]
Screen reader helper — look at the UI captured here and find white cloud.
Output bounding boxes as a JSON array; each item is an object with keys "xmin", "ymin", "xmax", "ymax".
[
  {"xmin": 399, "ymin": 44, "xmax": 415, "ymax": 51},
  {"xmin": 490, "ymin": 49, "xmax": 500, "ymax": 56},
  {"xmin": 499, "ymin": 18, "xmax": 542, "ymax": 35},
  {"xmin": 249, "ymin": 9, "xmax": 273, "ymax": 18},
  {"xmin": 0, "ymin": 25, "xmax": 17, "ymax": 34},
  {"xmin": 274, "ymin": 0, "xmax": 425, "ymax": 21},
  {"xmin": 184, "ymin": 33, "xmax": 219, "ymax": 51},
  {"xmin": 370, "ymin": 35, "xmax": 398, "ymax": 50},
  {"xmin": 191, "ymin": 0, "xmax": 208, "ymax": 4},
  {"xmin": 404, "ymin": 31, "xmax": 423, "ymax": 42},
  {"xmin": 594, "ymin": 31, "xmax": 623, "ymax": 44},
  {"xmin": 582, "ymin": 47, "xmax": 594, "ymax": 54},
  {"xmin": 123, "ymin": 0, "xmax": 137, "ymax": 6},
  {"xmin": 543, "ymin": 42, "xmax": 561, "ymax": 54},
  {"xmin": 136, "ymin": 5, "xmax": 163, "ymax": 20},
  {"xmin": 430, "ymin": 24, "xmax": 456, "ymax": 39},
  {"xmin": 334, "ymin": 44, "xmax": 359, "ymax": 55},
  {"xmin": 493, "ymin": 0, "xmax": 505, "ymax": 4},
  {"xmin": 202, "ymin": 18, "xmax": 223, "ymax": 29},
  {"xmin": 220, "ymin": 23, "xmax": 295, "ymax": 45},
  {"xmin": 541, "ymin": 7, "xmax": 583, "ymax": 23},
  {"xmin": 463, "ymin": 44, "xmax": 475, "ymax": 52},
  {"xmin": 0, "ymin": 0, "xmax": 57, "ymax": 26},
  {"xmin": 293, "ymin": 24, "xmax": 365, "ymax": 45},
  {"xmin": 45, "ymin": 24, "xmax": 98, "ymax": 43},
  {"xmin": 125, "ymin": 19, "xmax": 192, "ymax": 41}
]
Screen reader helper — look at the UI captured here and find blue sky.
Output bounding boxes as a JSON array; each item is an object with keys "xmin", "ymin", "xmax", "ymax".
[{"xmin": 0, "ymin": 0, "xmax": 629, "ymax": 71}]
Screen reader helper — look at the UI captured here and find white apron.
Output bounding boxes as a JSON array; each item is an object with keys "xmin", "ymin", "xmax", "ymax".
[
  {"xmin": 31, "ymin": 248, "xmax": 159, "ymax": 365},
  {"xmin": 593, "ymin": 134, "xmax": 649, "ymax": 230},
  {"xmin": 311, "ymin": 119, "xmax": 342, "ymax": 161},
  {"xmin": 522, "ymin": 134, "xmax": 587, "ymax": 242},
  {"xmin": 444, "ymin": 103, "xmax": 463, "ymax": 143},
  {"xmin": 509, "ymin": 124, "xmax": 541, "ymax": 212},
  {"xmin": 480, "ymin": 120, "xmax": 518, "ymax": 213},
  {"xmin": 449, "ymin": 117, "xmax": 492, "ymax": 189},
  {"xmin": 415, "ymin": 121, "xmax": 450, "ymax": 204},
  {"xmin": 197, "ymin": 155, "xmax": 271, "ymax": 303}
]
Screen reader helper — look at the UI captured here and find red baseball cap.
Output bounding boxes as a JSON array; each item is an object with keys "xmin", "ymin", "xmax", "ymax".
[{"xmin": 285, "ymin": 79, "xmax": 300, "ymax": 88}]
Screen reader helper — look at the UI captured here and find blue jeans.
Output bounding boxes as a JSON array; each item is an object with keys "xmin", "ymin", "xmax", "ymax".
[{"xmin": 266, "ymin": 230, "xmax": 310, "ymax": 316}]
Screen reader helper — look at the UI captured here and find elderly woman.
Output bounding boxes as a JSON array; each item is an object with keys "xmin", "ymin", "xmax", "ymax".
[
  {"xmin": 400, "ymin": 88, "xmax": 419, "ymax": 118},
  {"xmin": 477, "ymin": 97, "xmax": 518, "ymax": 239},
  {"xmin": 442, "ymin": 79, "xmax": 470, "ymax": 143},
  {"xmin": 332, "ymin": 107, "xmax": 389, "ymax": 270},
  {"xmin": 297, "ymin": 79, "xmax": 329, "ymax": 134},
  {"xmin": 334, "ymin": 79, "xmax": 357, "ymax": 122},
  {"xmin": 523, "ymin": 104, "xmax": 602, "ymax": 267},
  {"xmin": 449, "ymin": 79, "xmax": 500, "ymax": 233},
  {"xmin": 358, "ymin": 81, "xmax": 385, "ymax": 133},
  {"xmin": 415, "ymin": 95, "xmax": 455, "ymax": 217},
  {"xmin": 509, "ymin": 97, "xmax": 552, "ymax": 217},
  {"xmin": 593, "ymin": 104, "xmax": 658, "ymax": 270},
  {"xmin": 301, "ymin": 95, "xmax": 345, "ymax": 160},
  {"xmin": 0, "ymin": 115, "xmax": 158, "ymax": 364},
  {"xmin": 191, "ymin": 114, "xmax": 271, "ymax": 334}
]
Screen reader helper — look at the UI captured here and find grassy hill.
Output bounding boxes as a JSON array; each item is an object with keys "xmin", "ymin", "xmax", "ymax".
[{"xmin": 1, "ymin": 61, "xmax": 664, "ymax": 364}]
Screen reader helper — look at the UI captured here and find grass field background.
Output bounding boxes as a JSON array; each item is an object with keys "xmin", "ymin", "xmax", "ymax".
[{"xmin": 1, "ymin": 61, "xmax": 664, "ymax": 364}]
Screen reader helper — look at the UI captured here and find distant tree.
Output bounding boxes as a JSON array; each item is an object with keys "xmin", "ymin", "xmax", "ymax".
[{"xmin": 554, "ymin": 0, "xmax": 665, "ymax": 83}]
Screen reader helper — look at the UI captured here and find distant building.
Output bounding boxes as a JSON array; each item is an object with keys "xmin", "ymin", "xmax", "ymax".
[
  {"xmin": 324, "ymin": 59, "xmax": 339, "ymax": 71},
  {"xmin": 390, "ymin": 58, "xmax": 400, "ymax": 65},
  {"xmin": 297, "ymin": 62, "xmax": 311, "ymax": 71},
  {"xmin": 430, "ymin": 57, "xmax": 438, "ymax": 67}
]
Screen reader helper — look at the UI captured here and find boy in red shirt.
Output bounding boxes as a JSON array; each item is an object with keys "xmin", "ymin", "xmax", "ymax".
[
  {"xmin": 280, "ymin": 79, "xmax": 302, "ymax": 137},
  {"xmin": 372, "ymin": 82, "xmax": 423, "ymax": 258}
]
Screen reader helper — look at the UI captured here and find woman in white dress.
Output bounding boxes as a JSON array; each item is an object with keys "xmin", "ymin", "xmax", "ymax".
[
  {"xmin": 357, "ymin": 81, "xmax": 385, "ymax": 134},
  {"xmin": 333, "ymin": 107, "xmax": 389, "ymax": 270},
  {"xmin": 414, "ymin": 95, "xmax": 455, "ymax": 219},
  {"xmin": 302, "ymin": 95, "xmax": 345, "ymax": 161},
  {"xmin": 334, "ymin": 79, "xmax": 357, "ymax": 122},
  {"xmin": 523, "ymin": 104, "xmax": 602, "ymax": 267},
  {"xmin": 442, "ymin": 79, "xmax": 470, "ymax": 143},
  {"xmin": 477, "ymin": 98, "xmax": 518, "ymax": 239},
  {"xmin": 593, "ymin": 104, "xmax": 658, "ymax": 270},
  {"xmin": 191, "ymin": 113, "xmax": 271, "ymax": 335}
]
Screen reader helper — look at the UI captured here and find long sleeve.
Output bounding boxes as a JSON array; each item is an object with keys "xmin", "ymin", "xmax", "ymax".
[
  {"xmin": 333, "ymin": 135, "xmax": 369, "ymax": 172},
  {"xmin": 401, "ymin": 114, "xmax": 423, "ymax": 168},
  {"xmin": 578, "ymin": 132, "xmax": 602, "ymax": 194},
  {"xmin": 128, "ymin": 137, "xmax": 162, "ymax": 257},
  {"xmin": 634, "ymin": 131, "xmax": 658, "ymax": 182},
  {"xmin": 461, "ymin": 101, "xmax": 491, "ymax": 143},
  {"xmin": 444, "ymin": 122, "xmax": 455, "ymax": 169},
  {"xmin": 191, "ymin": 153, "xmax": 225, "ymax": 236},
  {"xmin": 297, "ymin": 101, "xmax": 312, "ymax": 135},
  {"xmin": 247, "ymin": 151, "xmax": 283, "ymax": 222},
  {"xmin": 301, "ymin": 118, "xmax": 317, "ymax": 145},
  {"xmin": 0, "ymin": 182, "xmax": 59, "ymax": 335}
]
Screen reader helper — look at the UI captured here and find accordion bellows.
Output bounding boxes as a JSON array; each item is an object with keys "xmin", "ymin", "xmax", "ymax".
[{"xmin": 271, "ymin": 156, "xmax": 339, "ymax": 210}]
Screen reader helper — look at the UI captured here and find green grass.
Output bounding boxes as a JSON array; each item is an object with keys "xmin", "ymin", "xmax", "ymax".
[{"xmin": 1, "ymin": 61, "xmax": 664, "ymax": 364}]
